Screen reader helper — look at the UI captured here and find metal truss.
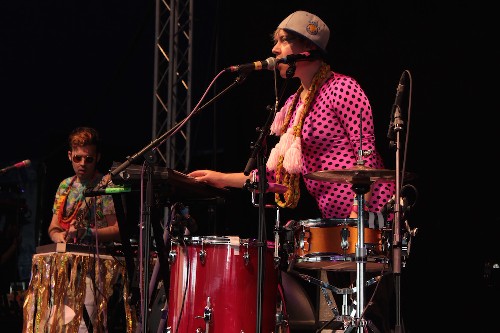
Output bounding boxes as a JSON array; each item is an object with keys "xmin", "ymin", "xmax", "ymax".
[{"xmin": 152, "ymin": 0, "xmax": 192, "ymax": 172}]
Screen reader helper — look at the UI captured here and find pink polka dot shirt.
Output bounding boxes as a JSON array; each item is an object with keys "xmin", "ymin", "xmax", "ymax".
[{"xmin": 267, "ymin": 72, "xmax": 395, "ymax": 219}]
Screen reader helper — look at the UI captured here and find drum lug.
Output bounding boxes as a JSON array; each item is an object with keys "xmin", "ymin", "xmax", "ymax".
[
  {"xmin": 199, "ymin": 249, "xmax": 206, "ymax": 265},
  {"xmin": 168, "ymin": 250, "xmax": 177, "ymax": 267},
  {"xmin": 243, "ymin": 242, "xmax": 250, "ymax": 265},
  {"xmin": 195, "ymin": 296, "xmax": 212, "ymax": 331},
  {"xmin": 243, "ymin": 251, "xmax": 250, "ymax": 265},
  {"xmin": 300, "ymin": 229, "xmax": 311, "ymax": 252},
  {"xmin": 381, "ymin": 229, "xmax": 390, "ymax": 253},
  {"xmin": 340, "ymin": 227, "xmax": 350, "ymax": 251}
]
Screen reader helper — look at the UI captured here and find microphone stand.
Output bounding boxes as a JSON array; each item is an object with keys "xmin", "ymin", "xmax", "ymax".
[
  {"xmin": 390, "ymin": 94, "xmax": 404, "ymax": 333},
  {"xmin": 107, "ymin": 72, "xmax": 249, "ymax": 332},
  {"xmin": 110, "ymin": 73, "xmax": 249, "ymax": 179},
  {"xmin": 243, "ymin": 104, "xmax": 276, "ymax": 333}
]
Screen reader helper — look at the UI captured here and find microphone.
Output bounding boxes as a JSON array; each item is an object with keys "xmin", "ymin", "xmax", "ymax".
[
  {"xmin": 83, "ymin": 186, "xmax": 131, "ymax": 197},
  {"xmin": 277, "ymin": 50, "xmax": 323, "ymax": 64},
  {"xmin": 380, "ymin": 195, "xmax": 410, "ymax": 219},
  {"xmin": 387, "ymin": 71, "xmax": 407, "ymax": 140},
  {"xmin": 380, "ymin": 196, "xmax": 396, "ymax": 216},
  {"xmin": 225, "ymin": 57, "xmax": 276, "ymax": 72},
  {"xmin": 0, "ymin": 159, "xmax": 31, "ymax": 174}
]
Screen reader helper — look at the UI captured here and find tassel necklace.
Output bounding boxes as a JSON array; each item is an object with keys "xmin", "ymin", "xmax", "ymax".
[
  {"xmin": 267, "ymin": 62, "xmax": 331, "ymax": 208},
  {"xmin": 56, "ymin": 173, "xmax": 101, "ymax": 230},
  {"xmin": 56, "ymin": 176, "xmax": 83, "ymax": 230}
]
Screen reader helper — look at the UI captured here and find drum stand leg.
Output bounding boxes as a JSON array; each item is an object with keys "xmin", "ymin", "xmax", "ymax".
[
  {"xmin": 347, "ymin": 179, "xmax": 382, "ymax": 333},
  {"xmin": 288, "ymin": 270, "xmax": 354, "ymax": 331}
]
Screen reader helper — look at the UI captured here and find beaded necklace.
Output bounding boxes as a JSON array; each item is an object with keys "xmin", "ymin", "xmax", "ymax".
[
  {"xmin": 56, "ymin": 176, "xmax": 83, "ymax": 230},
  {"xmin": 267, "ymin": 62, "xmax": 331, "ymax": 208}
]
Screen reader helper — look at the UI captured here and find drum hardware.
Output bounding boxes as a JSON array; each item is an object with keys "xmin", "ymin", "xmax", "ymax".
[
  {"xmin": 274, "ymin": 304, "xmax": 287, "ymax": 331},
  {"xmin": 340, "ymin": 225, "xmax": 350, "ymax": 252},
  {"xmin": 168, "ymin": 249, "xmax": 177, "ymax": 267},
  {"xmin": 243, "ymin": 244, "xmax": 251, "ymax": 265},
  {"xmin": 248, "ymin": 176, "xmax": 284, "ymax": 270},
  {"xmin": 199, "ymin": 248, "xmax": 207, "ymax": 265},
  {"xmin": 385, "ymin": 220, "xmax": 417, "ymax": 268},
  {"xmin": 245, "ymin": 161, "xmax": 284, "ymax": 332},
  {"xmin": 300, "ymin": 229, "xmax": 309, "ymax": 251},
  {"xmin": 285, "ymin": 217, "xmax": 389, "ymax": 272},
  {"xmin": 290, "ymin": 270, "xmax": 356, "ymax": 330},
  {"xmin": 273, "ymin": 206, "xmax": 282, "ymax": 269},
  {"xmin": 305, "ymin": 159, "xmax": 402, "ymax": 332},
  {"xmin": 402, "ymin": 220, "xmax": 417, "ymax": 266},
  {"xmin": 274, "ymin": 284, "xmax": 291, "ymax": 332},
  {"xmin": 319, "ymin": 285, "xmax": 341, "ymax": 317},
  {"xmin": 352, "ymin": 178, "xmax": 375, "ymax": 332},
  {"xmin": 194, "ymin": 297, "xmax": 212, "ymax": 332}
]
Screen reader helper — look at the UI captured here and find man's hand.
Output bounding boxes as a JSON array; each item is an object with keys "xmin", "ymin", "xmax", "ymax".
[
  {"xmin": 66, "ymin": 225, "xmax": 86, "ymax": 243},
  {"xmin": 52, "ymin": 230, "xmax": 68, "ymax": 243}
]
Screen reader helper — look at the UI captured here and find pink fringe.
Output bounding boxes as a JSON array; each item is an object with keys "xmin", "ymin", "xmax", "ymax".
[
  {"xmin": 270, "ymin": 106, "xmax": 287, "ymax": 135},
  {"xmin": 278, "ymin": 129, "xmax": 294, "ymax": 156},
  {"xmin": 283, "ymin": 137, "xmax": 302, "ymax": 174},
  {"xmin": 267, "ymin": 146, "xmax": 280, "ymax": 171}
]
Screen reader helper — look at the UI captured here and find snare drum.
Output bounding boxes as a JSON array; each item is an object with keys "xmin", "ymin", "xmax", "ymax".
[
  {"xmin": 167, "ymin": 236, "xmax": 278, "ymax": 332},
  {"xmin": 291, "ymin": 218, "xmax": 390, "ymax": 271}
]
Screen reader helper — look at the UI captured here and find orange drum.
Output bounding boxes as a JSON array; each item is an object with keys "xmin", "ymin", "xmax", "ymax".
[
  {"xmin": 167, "ymin": 236, "xmax": 278, "ymax": 332},
  {"xmin": 291, "ymin": 218, "xmax": 390, "ymax": 272}
]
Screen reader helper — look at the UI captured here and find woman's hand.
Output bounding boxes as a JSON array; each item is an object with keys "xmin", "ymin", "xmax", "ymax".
[
  {"xmin": 187, "ymin": 170, "xmax": 227, "ymax": 188},
  {"xmin": 188, "ymin": 170, "xmax": 251, "ymax": 189}
]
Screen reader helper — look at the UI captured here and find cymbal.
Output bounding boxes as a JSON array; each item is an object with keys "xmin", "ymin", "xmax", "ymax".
[{"xmin": 305, "ymin": 165, "xmax": 402, "ymax": 183}]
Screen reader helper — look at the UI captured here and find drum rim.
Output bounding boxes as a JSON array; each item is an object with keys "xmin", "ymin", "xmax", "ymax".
[
  {"xmin": 171, "ymin": 235, "xmax": 275, "ymax": 247},
  {"xmin": 295, "ymin": 253, "xmax": 389, "ymax": 263},
  {"xmin": 299, "ymin": 218, "xmax": 358, "ymax": 228},
  {"xmin": 298, "ymin": 217, "xmax": 390, "ymax": 229}
]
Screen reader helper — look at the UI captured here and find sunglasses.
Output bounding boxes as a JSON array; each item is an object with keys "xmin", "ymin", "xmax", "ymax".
[{"xmin": 72, "ymin": 155, "xmax": 95, "ymax": 164}]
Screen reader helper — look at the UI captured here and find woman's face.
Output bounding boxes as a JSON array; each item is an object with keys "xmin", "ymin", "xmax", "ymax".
[{"xmin": 272, "ymin": 29, "xmax": 308, "ymax": 78}]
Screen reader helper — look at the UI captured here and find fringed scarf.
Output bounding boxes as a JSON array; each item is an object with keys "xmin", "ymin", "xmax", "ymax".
[{"xmin": 267, "ymin": 62, "xmax": 331, "ymax": 208}]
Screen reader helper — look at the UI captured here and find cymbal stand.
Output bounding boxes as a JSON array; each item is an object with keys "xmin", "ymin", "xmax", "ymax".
[
  {"xmin": 350, "ymin": 178, "xmax": 372, "ymax": 333},
  {"xmin": 346, "ymin": 104, "xmax": 378, "ymax": 333}
]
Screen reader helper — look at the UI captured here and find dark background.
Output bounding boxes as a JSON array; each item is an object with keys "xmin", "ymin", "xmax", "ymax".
[{"xmin": 1, "ymin": 1, "xmax": 499, "ymax": 332}]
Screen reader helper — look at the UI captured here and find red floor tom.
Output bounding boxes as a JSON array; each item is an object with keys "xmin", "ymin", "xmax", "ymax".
[{"xmin": 167, "ymin": 236, "xmax": 278, "ymax": 332}]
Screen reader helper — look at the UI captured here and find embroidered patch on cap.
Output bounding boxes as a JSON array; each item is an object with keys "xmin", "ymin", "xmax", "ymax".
[{"xmin": 277, "ymin": 10, "xmax": 330, "ymax": 52}]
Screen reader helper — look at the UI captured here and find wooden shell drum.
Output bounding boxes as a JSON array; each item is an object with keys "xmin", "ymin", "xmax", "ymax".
[{"xmin": 291, "ymin": 218, "xmax": 390, "ymax": 272}]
